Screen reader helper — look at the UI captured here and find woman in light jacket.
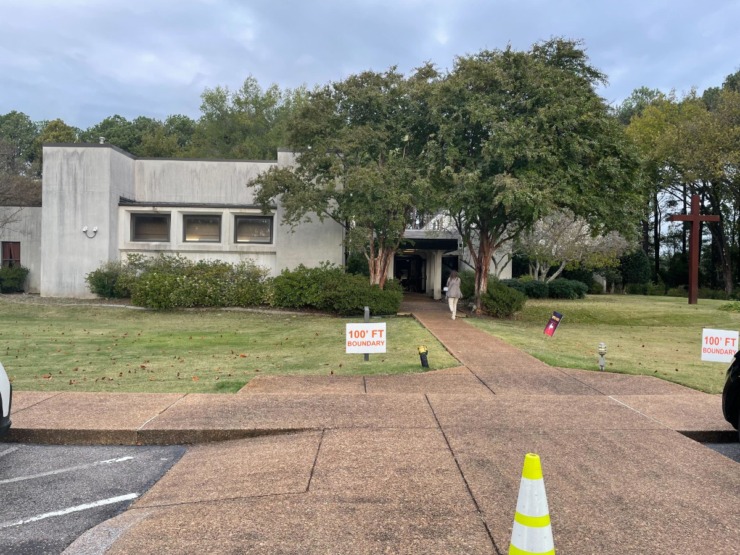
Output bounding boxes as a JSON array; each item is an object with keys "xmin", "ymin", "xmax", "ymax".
[{"xmin": 446, "ymin": 270, "xmax": 463, "ymax": 320}]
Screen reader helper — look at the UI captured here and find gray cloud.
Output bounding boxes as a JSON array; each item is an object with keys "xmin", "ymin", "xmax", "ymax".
[{"xmin": 1, "ymin": 0, "xmax": 739, "ymax": 128}]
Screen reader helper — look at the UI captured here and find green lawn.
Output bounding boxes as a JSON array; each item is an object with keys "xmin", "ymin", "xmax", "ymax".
[
  {"xmin": 3, "ymin": 294, "xmax": 735, "ymax": 395},
  {"xmin": 467, "ymin": 295, "xmax": 738, "ymax": 393},
  {"xmin": 0, "ymin": 298, "xmax": 459, "ymax": 393}
]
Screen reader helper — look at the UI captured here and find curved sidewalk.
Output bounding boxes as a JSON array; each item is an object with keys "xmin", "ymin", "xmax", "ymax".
[{"xmin": 3, "ymin": 296, "xmax": 739, "ymax": 554}]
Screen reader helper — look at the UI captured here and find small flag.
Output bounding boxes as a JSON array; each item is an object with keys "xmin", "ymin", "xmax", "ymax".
[{"xmin": 544, "ymin": 312, "xmax": 563, "ymax": 337}]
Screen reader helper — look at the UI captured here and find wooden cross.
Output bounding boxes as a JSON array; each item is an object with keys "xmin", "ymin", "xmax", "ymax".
[{"xmin": 668, "ymin": 194, "xmax": 719, "ymax": 304}]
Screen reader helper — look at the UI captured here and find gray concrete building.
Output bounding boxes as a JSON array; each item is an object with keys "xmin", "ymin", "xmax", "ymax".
[{"xmin": 2, "ymin": 144, "xmax": 504, "ymax": 300}]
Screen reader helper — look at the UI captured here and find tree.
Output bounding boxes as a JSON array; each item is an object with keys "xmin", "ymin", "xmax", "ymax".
[
  {"xmin": 136, "ymin": 114, "xmax": 196, "ymax": 158},
  {"xmin": 620, "ymin": 248, "xmax": 652, "ymax": 287},
  {"xmin": 630, "ymin": 89, "xmax": 740, "ymax": 294},
  {"xmin": 516, "ymin": 210, "xmax": 629, "ymax": 282},
  {"xmin": 0, "ymin": 111, "xmax": 42, "ymax": 231},
  {"xmin": 80, "ymin": 115, "xmax": 156, "ymax": 154},
  {"xmin": 624, "ymin": 91, "xmax": 677, "ymax": 278},
  {"xmin": 428, "ymin": 39, "xmax": 642, "ymax": 310},
  {"xmin": 190, "ymin": 76, "xmax": 305, "ymax": 160},
  {"xmin": 31, "ymin": 119, "xmax": 79, "ymax": 174},
  {"xmin": 164, "ymin": 114, "xmax": 196, "ymax": 151},
  {"xmin": 0, "ymin": 111, "xmax": 38, "ymax": 175},
  {"xmin": 250, "ymin": 67, "xmax": 435, "ymax": 287},
  {"xmin": 615, "ymin": 87, "xmax": 665, "ymax": 125}
]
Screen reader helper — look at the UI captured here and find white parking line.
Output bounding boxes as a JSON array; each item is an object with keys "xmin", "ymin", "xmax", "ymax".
[
  {"xmin": 0, "ymin": 446, "xmax": 20, "ymax": 459},
  {"xmin": 0, "ymin": 456, "xmax": 134, "ymax": 484},
  {"xmin": 0, "ymin": 493, "xmax": 139, "ymax": 529}
]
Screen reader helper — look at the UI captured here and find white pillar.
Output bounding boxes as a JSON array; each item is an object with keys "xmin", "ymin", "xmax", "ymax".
[
  {"xmin": 424, "ymin": 253, "xmax": 433, "ymax": 296},
  {"xmin": 432, "ymin": 250, "xmax": 443, "ymax": 300}
]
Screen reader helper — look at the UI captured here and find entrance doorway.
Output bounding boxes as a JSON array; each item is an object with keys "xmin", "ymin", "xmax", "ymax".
[{"xmin": 394, "ymin": 254, "xmax": 425, "ymax": 292}]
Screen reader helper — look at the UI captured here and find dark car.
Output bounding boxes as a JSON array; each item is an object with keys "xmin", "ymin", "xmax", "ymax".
[
  {"xmin": 0, "ymin": 362, "xmax": 11, "ymax": 436},
  {"xmin": 722, "ymin": 353, "xmax": 740, "ymax": 439}
]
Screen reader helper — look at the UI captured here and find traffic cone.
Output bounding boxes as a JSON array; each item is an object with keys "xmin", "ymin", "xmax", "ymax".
[{"xmin": 509, "ymin": 453, "xmax": 555, "ymax": 555}]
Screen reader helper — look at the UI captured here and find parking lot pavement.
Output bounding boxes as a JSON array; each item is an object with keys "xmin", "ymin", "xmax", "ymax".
[
  {"xmin": 705, "ymin": 441, "xmax": 740, "ymax": 463},
  {"xmin": 0, "ymin": 443, "xmax": 184, "ymax": 555}
]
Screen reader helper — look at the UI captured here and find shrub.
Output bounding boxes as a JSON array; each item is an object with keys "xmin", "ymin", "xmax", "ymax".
[
  {"xmin": 346, "ymin": 253, "xmax": 370, "ymax": 276},
  {"xmin": 562, "ymin": 267, "xmax": 597, "ymax": 289},
  {"xmin": 85, "ymin": 260, "xmax": 138, "ymax": 298},
  {"xmin": 666, "ymin": 286, "xmax": 688, "ymax": 298},
  {"xmin": 698, "ymin": 288, "xmax": 730, "ymax": 300},
  {"xmin": 226, "ymin": 261, "xmax": 271, "ymax": 307},
  {"xmin": 129, "ymin": 255, "xmax": 270, "ymax": 309},
  {"xmin": 271, "ymin": 263, "xmax": 343, "ymax": 309},
  {"xmin": 270, "ymin": 264, "xmax": 402, "ymax": 316},
  {"xmin": 718, "ymin": 301, "xmax": 740, "ymax": 313},
  {"xmin": 589, "ymin": 280, "xmax": 605, "ymax": 294},
  {"xmin": 481, "ymin": 279, "xmax": 526, "ymax": 318},
  {"xmin": 170, "ymin": 261, "xmax": 234, "ymax": 308},
  {"xmin": 548, "ymin": 278, "xmax": 588, "ymax": 299},
  {"xmin": 501, "ymin": 279, "xmax": 526, "ymax": 294},
  {"xmin": 459, "ymin": 270, "xmax": 476, "ymax": 299},
  {"xmin": 86, "ymin": 254, "xmax": 172, "ymax": 299},
  {"xmin": 0, "ymin": 265, "xmax": 29, "ymax": 293},
  {"xmin": 131, "ymin": 271, "xmax": 180, "ymax": 308},
  {"xmin": 322, "ymin": 275, "xmax": 402, "ymax": 316},
  {"xmin": 646, "ymin": 279, "xmax": 666, "ymax": 296},
  {"xmin": 523, "ymin": 279, "xmax": 549, "ymax": 299},
  {"xmin": 625, "ymin": 283, "xmax": 648, "ymax": 295}
]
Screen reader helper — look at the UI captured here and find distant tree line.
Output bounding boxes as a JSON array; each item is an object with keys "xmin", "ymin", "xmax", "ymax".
[{"xmin": 2, "ymin": 39, "xmax": 740, "ymax": 303}]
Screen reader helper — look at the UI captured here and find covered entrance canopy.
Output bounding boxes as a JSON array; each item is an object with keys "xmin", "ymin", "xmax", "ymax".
[{"xmin": 392, "ymin": 230, "xmax": 460, "ymax": 300}]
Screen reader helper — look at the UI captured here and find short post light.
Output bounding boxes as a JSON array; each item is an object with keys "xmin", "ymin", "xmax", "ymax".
[
  {"xmin": 418, "ymin": 345, "xmax": 429, "ymax": 368},
  {"xmin": 597, "ymin": 342, "xmax": 607, "ymax": 371}
]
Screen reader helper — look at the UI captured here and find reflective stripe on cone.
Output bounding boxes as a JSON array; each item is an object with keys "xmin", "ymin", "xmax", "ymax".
[{"xmin": 509, "ymin": 453, "xmax": 555, "ymax": 555}]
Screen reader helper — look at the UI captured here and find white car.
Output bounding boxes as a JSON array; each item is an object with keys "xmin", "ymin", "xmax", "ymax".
[{"xmin": 0, "ymin": 362, "xmax": 11, "ymax": 436}]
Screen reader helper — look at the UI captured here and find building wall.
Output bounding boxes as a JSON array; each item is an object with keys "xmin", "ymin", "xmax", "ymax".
[
  {"xmin": 119, "ymin": 151, "xmax": 343, "ymax": 273},
  {"xmin": 134, "ymin": 158, "xmax": 274, "ymax": 204},
  {"xmin": 273, "ymin": 149, "xmax": 345, "ymax": 269},
  {"xmin": 41, "ymin": 146, "xmax": 126, "ymax": 297},
  {"xmin": 0, "ymin": 206, "xmax": 42, "ymax": 293},
  {"xmin": 33, "ymin": 145, "xmax": 345, "ymax": 297},
  {"xmin": 109, "ymin": 147, "xmax": 136, "ymax": 258}
]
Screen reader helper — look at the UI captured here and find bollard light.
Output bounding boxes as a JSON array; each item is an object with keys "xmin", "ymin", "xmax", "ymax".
[
  {"xmin": 418, "ymin": 345, "xmax": 429, "ymax": 368},
  {"xmin": 597, "ymin": 342, "xmax": 607, "ymax": 371}
]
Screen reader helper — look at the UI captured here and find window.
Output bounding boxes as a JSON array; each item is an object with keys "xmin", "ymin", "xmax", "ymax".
[
  {"xmin": 131, "ymin": 214, "xmax": 170, "ymax": 242},
  {"xmin": 1, "ymin": 242, "xmax": 20, "ymax": 267},
  {"xmin": 235, "ymin": 215, "xmax": 273, "ymax": 244},
  {"xmin": 184, "ymin": 214, "xmax": 221, "ymax": 243}
]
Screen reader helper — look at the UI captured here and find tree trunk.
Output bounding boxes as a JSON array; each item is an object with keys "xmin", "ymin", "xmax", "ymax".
[
  {"xmin": 367, "ymin": 238, "xmax": 395, "ymax": 289},
  {"xmin": 470, "ymin": 233, "xmax": 494, "ymax": 313},
  {"xmin": 709, "ymin": 220, "xmax": 733, "ymax": 295},
  {"xmin": 375, "ymin": 246, "xmax": 395, "ymax": 289},
  {"xmin": 652, "ymin": 191, "xmax": 660, "ymax": 280},
  {"xmin": 546, "ymin": 262, "xmax": 567, "ymax": 282}
]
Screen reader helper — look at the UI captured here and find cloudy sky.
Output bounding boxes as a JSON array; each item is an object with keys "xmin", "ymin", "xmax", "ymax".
[{"xmin": 2, "ymin": 0, "xmax": 739, "ymax": 129}]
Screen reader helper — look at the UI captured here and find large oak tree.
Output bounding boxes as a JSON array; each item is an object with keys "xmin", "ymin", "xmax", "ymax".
[{"xmin": 427, "ymin": 39, "xmax": 642, "ymax": 310}]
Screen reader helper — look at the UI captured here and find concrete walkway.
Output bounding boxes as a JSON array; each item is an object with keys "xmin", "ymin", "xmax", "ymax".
[{"xmin": 4, "ymin": 296, "xmax": 739, "ymax": 554}]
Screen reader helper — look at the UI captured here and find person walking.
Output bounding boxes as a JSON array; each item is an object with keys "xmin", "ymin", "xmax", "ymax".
[{"xmin": 445, "ymin": 270, "xmax": 463, "ymax": 320}]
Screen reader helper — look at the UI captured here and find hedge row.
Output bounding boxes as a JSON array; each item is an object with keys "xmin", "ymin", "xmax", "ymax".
[
  {"xmin": 502, "ymin": 278, "xmax": 588, "ymax": 300},
  {"xmin": 86, "ymin": 255, "xmax": 402, "ymax": 315}
]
